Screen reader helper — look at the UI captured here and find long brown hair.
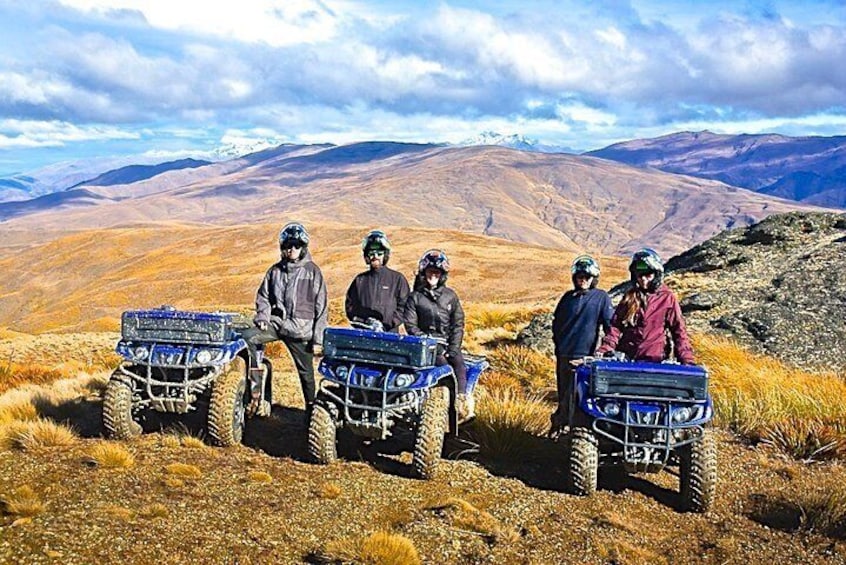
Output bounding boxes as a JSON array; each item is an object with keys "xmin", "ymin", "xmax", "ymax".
[{"xmin": 619, "ymin": 286, "xmax": 648, "ymax": 327}]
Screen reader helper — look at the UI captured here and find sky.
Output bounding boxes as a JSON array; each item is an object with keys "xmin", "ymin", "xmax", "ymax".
[{"xmin": 2, "ymin": 0, "xmax": 846, "ymax": 175}]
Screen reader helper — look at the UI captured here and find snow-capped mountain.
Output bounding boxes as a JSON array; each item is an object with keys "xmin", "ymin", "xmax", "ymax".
[{"xmin": 457, "ymin": 131, "xmax": 573, "ymax": 153}]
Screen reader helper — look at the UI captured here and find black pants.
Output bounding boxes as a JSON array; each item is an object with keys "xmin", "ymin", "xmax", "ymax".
[
  {"xmin": 241, "ymin": 326, "xmax": 316, "ymax": 405},
  {"xmin": 436, "ymin": 350, "xmax": 467, "ymax": 394},
  {"xmin": 555, "ymin": 356, "xmax": 577, "ymax": 423}
]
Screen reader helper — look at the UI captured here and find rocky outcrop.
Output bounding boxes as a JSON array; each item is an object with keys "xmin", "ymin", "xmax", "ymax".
[
  {"xmin": 519, "ymin": 211, "xmax": 846, "ymax": 373},
  {"xmin": 664, "ymin": 211, "xmax": 846, "ymax": 372}
]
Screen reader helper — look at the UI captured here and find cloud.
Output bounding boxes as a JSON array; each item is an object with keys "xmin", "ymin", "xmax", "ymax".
[
  {"xmin": 0, "ymin": 119, "xmax": 139, "ymax": 148},
  {"xmin": 1, "ymin": 0, "xmax": 846, "ymax": 171},
  {"xmin": 57, "ymin": 0, "xmax": 346, "ymax": 46}
]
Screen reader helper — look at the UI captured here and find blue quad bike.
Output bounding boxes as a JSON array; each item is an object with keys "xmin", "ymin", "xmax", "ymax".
[
  {"xmin": 308, "ymin": 326, "xmax": 488, "ymax": 479},
  {"xmin": 103, "ymin": 306, "xmax": 272, "ymax": 446},
  {"xmin": 566, "ymin": 357, "xmax": 717, "ymax": 512}
]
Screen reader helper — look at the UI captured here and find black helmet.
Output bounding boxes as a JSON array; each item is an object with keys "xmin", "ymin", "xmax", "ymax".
[
  {"xmin": 417, "ymin": 249, "xmax": 450, "ymax": 287},
  {"xmin": 571, "ymin": 255, "xmax": 600, "ymax": 288},
  {"xmin": 629, "ymin": 248, "xmax": 664, "ymax": 290},
  {"xmin": 361, "ymin": 230, "xmax": 392, "ymax": 265},
  {"xmin": 279, "ymin": 222, "xmax": 310, "ymax": 253}
]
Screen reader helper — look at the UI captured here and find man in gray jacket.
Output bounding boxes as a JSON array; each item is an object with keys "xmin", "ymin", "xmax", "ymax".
[{"xmin": 242, "ymin": 222, "xmax": 328, "ymax": 418}]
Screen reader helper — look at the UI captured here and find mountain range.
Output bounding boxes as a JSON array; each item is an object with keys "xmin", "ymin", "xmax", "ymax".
[
  {"xmin": 0, "ymin": 141, "xmax": 820, "ymax": 258},
  {"xmin": 587, "ymin": 130, "xmax": 846, "ymax": 207}
]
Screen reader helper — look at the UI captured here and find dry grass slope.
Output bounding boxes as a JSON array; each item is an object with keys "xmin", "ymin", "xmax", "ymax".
[{"xmin": 696, "ymin": 334, "xmax": 846, "ymax": 460}]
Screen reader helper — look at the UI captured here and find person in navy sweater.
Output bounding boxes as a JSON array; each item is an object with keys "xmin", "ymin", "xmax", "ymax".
[{"xmin": 550, "ymin": 255, "xmax": 613, "ymax": 435}]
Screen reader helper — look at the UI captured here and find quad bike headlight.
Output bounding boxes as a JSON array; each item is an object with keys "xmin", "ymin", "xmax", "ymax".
[
  {"xmin": 672, "ymin": 406, "xmax": 692, "ymax": 423},
  {"xmin": 393, "ymin": 373, "xmax": 415, "ymax": 388},
  {"xmin": 335, "ymin": 365, "xmax": 349, "ymax": 380},
  {"xmin": 132, "ymin": 345, "xmax": 149, "ymax": 360},
  {"xmin": 603, "ymin": 401, "xmax": 621, "ymax": 417},
  {"xmin": 195, "ymin": 349, "xmax": 213, "ymax": 364}
]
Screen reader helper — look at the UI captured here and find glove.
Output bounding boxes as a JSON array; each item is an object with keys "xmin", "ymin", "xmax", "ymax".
[
  {"xmin": 312, "ymin": 344, "xmax": 323, "ymax": 357},
  {"xmin": 601, "ymin": 350, "xmax": 616, "ymax": 359},
  {"xmin": 255, "ymin": 320, "xmax": 268, "ymax": 331}
]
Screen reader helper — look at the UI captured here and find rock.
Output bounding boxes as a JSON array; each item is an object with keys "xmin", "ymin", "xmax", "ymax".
[
  {"xmin": 515, "ymin": 312, "xmax": 554, "ymax": 357},
  {"xmin": 680, "ymin": 292, "xmax": 720, "ymax": 313}
]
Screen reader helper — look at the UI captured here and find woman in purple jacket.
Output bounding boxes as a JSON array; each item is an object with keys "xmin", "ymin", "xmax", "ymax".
[{"xmin": 596, "ymin": 248, "xmax": 695, "ymax": 364}]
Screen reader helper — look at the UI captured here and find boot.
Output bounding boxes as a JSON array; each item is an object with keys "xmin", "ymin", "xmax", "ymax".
[
  {"xmin": 457, "ymin": 393, "xmax": 476, "ymax": 425},
  {"xmin": 247, "ymin": 367, "xmax": 267, "ymax": 418}
]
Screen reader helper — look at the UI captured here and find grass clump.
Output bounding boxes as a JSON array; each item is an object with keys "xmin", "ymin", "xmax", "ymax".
[
  {"xmin": 247, "ymin": 471, "xmax": 273, "ymax": 484},
  {"xmin": 318, "ymin": 531, "xmax": 421, "ymax": 565},
  {"xmin": 426, "ymin": 497, "xmax": 519, "ymax": 545},
  {"xmin": 751, "ymin": 478, "xmax": 846, "ymax": 539},
  {"xmin": 1, "ymin": 485, "xmax": 44, "ymax": 517},
  {"xmin": 101, "ymin": 505, "xmax": 134, "ymax": 521},
  {"xmin": 2, "ymin": 419, "xmax": 77, "ymax": 450},
  {"xmin": 316, "ymin": 482, "xmax": 342, "ymax": 499},
  {"xmin": 164, "ymin": 463, "xmax": 202, "ymax": 479},
  {"xmin": 138, "ymin": 503, "xmax": 169, "ymax": 519},
  {"xmin": 162, "ymin": 477, "xmax": 185, "ymax": 489},
  {"xmin": 86, "ymin": 442, "xmax": 135, "ymax": 469},
  {"xmin": 0, "ymin": 362, "xmax": 69, "ymax": 395},
  {"xmin": 467, "ymin": 387, "xmax": 550, "ymax": 460},
  {"xmin": 486, "ymin": 345, "xmax": 554, "ymax": 392},
  {"xmin": 0, "ymin": 391, "xmax": 38, "ymax": 426},
  {"xmin": 695, "ymin": 334, "xmax": 846, "ymax": 461}
]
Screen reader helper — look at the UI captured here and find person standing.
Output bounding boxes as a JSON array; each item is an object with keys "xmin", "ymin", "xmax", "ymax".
[
  {"xmin": 551, "ymin": 255, "xmax": 613, "ymax": 434},
  {"xmin": 241, "ymin": 222, "xmax": 328, "ymax": 418},
  {"xmin": 596, "ymin": 248, "xmax": 695, "ymax": 364},
  {"xmin": 345, "ymin": 230, "xmax": 410, "ymax": 333}
]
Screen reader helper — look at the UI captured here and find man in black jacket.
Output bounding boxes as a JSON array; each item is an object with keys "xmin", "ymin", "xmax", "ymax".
[
  {"xmin": 403, "ymin": 249, "xmax": 472, "ymax": 421},
  {"xmin": 345, "ymin": 230, "xmax": 410, "ymax": 333},
  {"xmin": 551, "ymin": 255, "xmax": 613, "ymax": 436}
]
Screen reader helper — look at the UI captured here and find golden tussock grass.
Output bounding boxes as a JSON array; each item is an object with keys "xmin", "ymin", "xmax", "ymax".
[
  {"xmin": 101, "ymin": 505, "xmax": 134, "ymax": 521},
  {"xmin": 162, "ymin": 477, "xmax": 184, "ymax": 489},
  {"xmin": 1, "ymin": 485, "xmax": 44, "ymax": 517},
  {"xmin": 180, "ymin": 435, "xmax": 208, "ymax": 449},
  {"xmin": 160, "ymin": 434, "xmax": 182, "ymax": 448},
  {"xmin": 0, "ymin": 362, "xmax": 69, "ymax": 395},
  {"xmin": 796, "ymin": 487, "xmax": 846, "ymax": 537},
  {"xmin": 465, "ymin": 303, "xmax": 540, "ymax": 333},
  {"xmin": 467, "ymin": 387, "xmax": 550, "ymax": 460},
  {"xmin": 753, "ymin": 476, "xmax": 846, "ymax": 539},
  {"xmin": 247, "ymin": 471, "xmax": 273, "ymax": 484},
  {"xmin": 485, "ymin": 345, "xmax": 554, "ymax": 392},
  {"xmin": 138, "ymin": 503, "xmax": 169, "ymax": 519},
  {"xmin": 316, "ymin": 482, "xmax": 342, "ymax": 499},
  {"xmin": 478, "ymin": 370, "xmax": 522, "ymax": 394},
  {"xmin": 164, "ymin": 463, "xmax": 202, "ymax": 479},
  {"xmin": 695, "ymin": 334, "xmax": 846, "ymax": 460},
  {"xmin": 0, "ymin": 391, "xmax": 38, "ymax": 426},
  {"xmin": 2, "ymin": 418, "xmax": 78, "ymax": 450},
  {"xmin": 320, "ymin": 531, "xmax": 421, "ymax": 565},
  {"xmin": 85, "ymin": 442, "xmax": 135, "ymax": 469},
  {"xmin": 426, "ymin": 497, "xmax": 519, "ymax": 545},
  {"xmin": 160, "ymin": 429, "xmax": 209, "ymax": 450}
]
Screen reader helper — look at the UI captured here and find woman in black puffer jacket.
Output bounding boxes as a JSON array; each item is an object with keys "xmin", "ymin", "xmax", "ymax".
[{"xmin": 403, "ymin": 249, "xmax": 472, "ymax": 421}]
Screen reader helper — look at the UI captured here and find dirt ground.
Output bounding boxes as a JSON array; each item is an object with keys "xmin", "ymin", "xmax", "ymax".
[{"xmin": 1, "ymin": 352, "xmax": 845, "ymax": 565}]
